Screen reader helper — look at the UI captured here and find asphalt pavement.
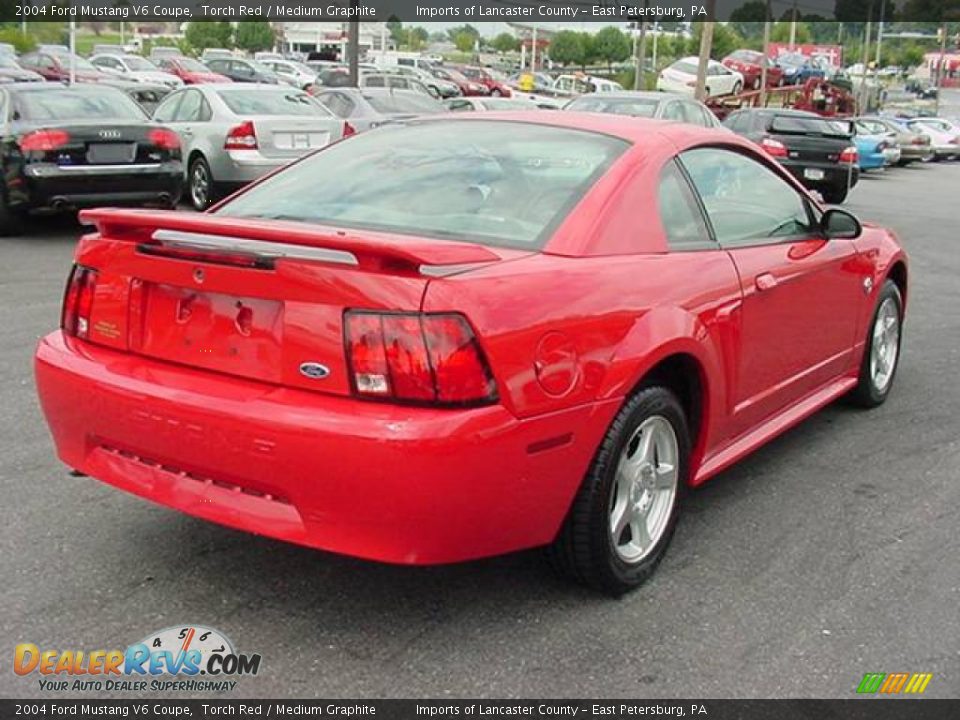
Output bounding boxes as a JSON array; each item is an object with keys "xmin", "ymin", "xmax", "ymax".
[{"xmin": 1, "ymin": 126, "xmax": 959, "ymax": 700}]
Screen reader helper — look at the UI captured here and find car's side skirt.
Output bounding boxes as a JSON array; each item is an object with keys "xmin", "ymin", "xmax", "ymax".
[{"xmin": 693, "ymin": 375, "xmax": 858, "ymax": 486}]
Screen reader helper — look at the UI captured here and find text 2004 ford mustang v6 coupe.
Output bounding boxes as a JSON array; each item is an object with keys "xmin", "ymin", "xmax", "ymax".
[{"xmin": 35, "ymin": 114, "xmax": 907, "ymax": 594}]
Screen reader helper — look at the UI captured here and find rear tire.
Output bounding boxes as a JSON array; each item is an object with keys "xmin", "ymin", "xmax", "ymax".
[
  {"xmin": 188, "ymin": 155, "xmax": 216, "ymax": 212},
  {"xmin": 0, "ymin": 194, "xmax": 25, "ymax": 237},
  {"xmin": 490, "ymin": 88, "xmax": 502, "ymax": 97},
  {"xmin": 847, "ymin": 280, "xmax": 903, "ymax": 408},
  {"xmin": 822, "ymin": 188, "xmax": 848, "ymax": 204},
  {"xmin": 547, "ymin": 386, "xmax": 690, "ymax": 596}
]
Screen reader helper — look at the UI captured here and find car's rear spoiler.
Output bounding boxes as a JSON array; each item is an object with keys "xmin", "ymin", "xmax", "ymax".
[{"xmin": 78, "ymin": 208, "xmax": 502, "ymax": 272}]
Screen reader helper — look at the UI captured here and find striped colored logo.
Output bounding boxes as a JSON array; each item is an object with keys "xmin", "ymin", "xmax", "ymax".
[{"xmin": 857, "ymin": 672, "xmax": 933, "ymax": 694}]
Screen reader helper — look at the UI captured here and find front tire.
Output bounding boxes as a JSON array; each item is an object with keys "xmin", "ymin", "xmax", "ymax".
[
  {"xmin": 547, "ymin": 386, "xmax": 690, "ymax": 595},
  {"xmin": 490, "ymin": 88, "xmax": 502, "ymax": 97},
  {"xmin": 731, "ymin": 80, "xmax": 742, "ymax": 95},
  {"xmin": 847, "ymin": 280, "xmax": 903, "ymax": 408}
]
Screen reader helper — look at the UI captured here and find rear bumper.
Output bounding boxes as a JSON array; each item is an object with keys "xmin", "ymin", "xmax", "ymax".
[
  {"xmin": 899, "ymin": 145, "xmax": 933, "ymax": 161},
  {"xmin": 212, "ymin": 150, "xmax": 295, "ymax": 185},
  {"xmin": 35, "ymin": 332, "xmax": 615, "ymax": 564},
  {"xmin": 780, "ymin": 161, "xmax": 859, "ymax": 191},
  {"xmin": 16, "ymin": 161, "xmax": 183, "ymax": 210}
]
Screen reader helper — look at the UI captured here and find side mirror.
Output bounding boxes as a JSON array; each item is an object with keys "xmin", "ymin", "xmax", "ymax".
[{"xmin": 821, "ymin": 208, "xmax": 862, "ymax": 239}]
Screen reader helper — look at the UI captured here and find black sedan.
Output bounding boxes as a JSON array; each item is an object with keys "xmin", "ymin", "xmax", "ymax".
[
  {"xmin": 723, "ymin": 108, "xmax": 859, "ymax": 204},
  {"xmin": 0, "ymin": 83, "xmax": 183, "ymax": 234}
]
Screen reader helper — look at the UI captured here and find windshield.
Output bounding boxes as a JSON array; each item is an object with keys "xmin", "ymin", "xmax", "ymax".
[
  {"xmin": 731, "ymin": 51, "xmax": 761, "ymax": 63},
  {"xmin": 216, "ymin": 88, "xmax": 331, "ymax": 116},
  {"xmin": 15, "ymin": 87, "xmax": 146, "ymax": 121},
  {"xmin": 216, "ymin": 121, "xmax": 628, "ymax": 249},
  {"xmin": 124, "ymin": 56, "xmax": 158, "ymax": 71},
  {"xmin": 770, "ymin": 114, "xmax": 852, "ymax": 137},
  {"xmin": 365, "ymin": 92, "xmax": 444, "ymax": 115},
  {"xmin": 55, "ymin": 54, "xmax": 97, "ymax": 71},
  {"xmin": 567, "ymin": 96, "xmax": 659, "ymax": 117},
  {"xmin": 0, "ymin": 56, "xmax": 20, "ymax": 69},
  {"xmin": 172, "ymin": 57, "xmax": 209, "ymax": 72}
]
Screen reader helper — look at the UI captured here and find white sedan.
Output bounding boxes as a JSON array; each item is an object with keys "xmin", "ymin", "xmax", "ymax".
[
  {"xmin": 90, "ymin": 53, "xmax": 183, "ymax": 89},
  {"xmin": 905, "ymin": 118, "xmax": 960, "ymax": 160},
  {"xmin": 656, "ymin": 57, "xmax": 744, "ymax": 98}
]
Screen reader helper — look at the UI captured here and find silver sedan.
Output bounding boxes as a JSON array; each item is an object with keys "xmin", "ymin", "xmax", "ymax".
[{"xmin": 153, "ymin": 83, "xmax": 347, "ymax": 211}]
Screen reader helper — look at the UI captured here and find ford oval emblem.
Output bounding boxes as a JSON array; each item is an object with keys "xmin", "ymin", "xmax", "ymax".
[{"xmin": 299, "ymin": 362, "xmax": 330, "ymax": 380}]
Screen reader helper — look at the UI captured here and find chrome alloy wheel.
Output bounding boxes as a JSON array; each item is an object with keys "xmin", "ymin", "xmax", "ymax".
[
  {"xmin": 608, "ymin": 416, "xmax": 679, "ymax": 564},
  {"xmin": 870, "ymin": 296, "xmax": 900, "ymax": 394},
  {"xmin": 190, "ymin": 162, "xmax": 210, "ymax": 210}
]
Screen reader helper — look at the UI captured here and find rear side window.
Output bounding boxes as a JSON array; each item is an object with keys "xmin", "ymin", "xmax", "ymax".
[
  {"xmin": 217, "ymin": 120, "xmax": 629, "ymax": 249},
  {"xmin": 216, "ymin": 88, "xmax": 330, "ymax": 117},
  {"xmin": 316, "ymin": 92, "xmax": 353, "ymax": 118},
  {"xmin": 658, "ymin": 161, "xmax": 714, "ymax": 250}
]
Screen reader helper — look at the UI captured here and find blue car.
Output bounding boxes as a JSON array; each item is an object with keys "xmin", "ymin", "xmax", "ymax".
[
  {"xmin": 854, "ymin": 132, "xmax": 889, "ymax": 171},
  {"xmin": 777, "ymin": 53, "xmax": 826, "ymax": 85}
]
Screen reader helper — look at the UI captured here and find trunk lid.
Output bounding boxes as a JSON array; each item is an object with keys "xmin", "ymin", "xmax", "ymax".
[
  {"xmin": 75, "ymin": 208, "xmax": 520, "ymax": 396},
  {"xmin": 17, "ymin": 121, "xmax": 179, "ymax": 166},
  {"xmin": 246, "ymin": 114, "xmax": 343, "ymax": 159}
]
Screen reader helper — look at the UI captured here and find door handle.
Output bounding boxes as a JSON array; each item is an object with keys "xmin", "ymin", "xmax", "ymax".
[{"xmin": 755, "ymin": 272, "xmax": 778, "ymax": 292}]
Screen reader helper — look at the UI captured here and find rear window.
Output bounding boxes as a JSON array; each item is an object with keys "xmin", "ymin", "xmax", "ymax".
[
  {"xmin": 567, "ymin": 96, "xmax": 659, "ymax": 117},
  {"xmin": 216, "ymin": 88, "xmax": 331, "ymax": 117},
  {"xmin": 216, "ymin": 120, "xmax": 628, "ymax": 249},
  {"xmin": 14, "ymin": 87, "xmax": 146, "ymax": 121},
  {"xmin": 769, "ymin": 114, "xmax": 853, "ymax": 137},
  {"xmin": 672, "ymin": 61, "xmax": 699, "ymax": 74},
  {"xmin": 365, "ymin": 92, "xmax": 443, "ymax": 115}
]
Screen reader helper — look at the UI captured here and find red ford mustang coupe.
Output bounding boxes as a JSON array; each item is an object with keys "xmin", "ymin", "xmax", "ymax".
[{"xmin": 35, "ymin": 114, "xmax": 907, "ymax": 594}]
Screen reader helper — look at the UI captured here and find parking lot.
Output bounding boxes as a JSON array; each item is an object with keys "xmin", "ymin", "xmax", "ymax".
[{"xmin": 3, "ymin": 128, "xmax": 960, "ymax": 699}]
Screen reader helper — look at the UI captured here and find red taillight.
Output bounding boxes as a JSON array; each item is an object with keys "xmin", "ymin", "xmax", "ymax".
[
  {"xmin": 19, "ymin": 129, "xmax": 70, "ymax": 152},
  {"xmin": 148, "ymin": 128, "xmax": 180, "ymax": 150},
  {"xmin": 224, "ymin": 121, "xmax": 257, "ymax": 150},
  {"xmin": 760, "ymin": 136, "xmax": 788, "ymax": 157},
  {"xmin": 342, "ymin": 121, "xmax": 356, "ymax": 138},
  {"xmin": 61, "ymin": 265, "xmax": 98, "ymax": 340},
  {"xmin": 839, "ymin": 146, "xmax": 859, "ymax": 164},
  {"xmin": 344, "ymin": 311, "xmax": 497, "ymax": 406}
]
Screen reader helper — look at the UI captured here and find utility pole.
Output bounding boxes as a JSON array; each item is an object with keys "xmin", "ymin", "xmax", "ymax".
[
  {"xmin": 934, "ymin": 23, "xmax": 947, "ymax": 115},
  {"xmin": 635, "ymin": 22, "xmax": 648, "ymax": 91},
  {"xmin": 858, "ymin": 11, "xmax": 873, "ymax": 113},
  {"xmin": 347, "ymin": 19, "xmax": 359, "ymax": 87},
  {"xmin": 760, "ymin": 1, "xmax": 771, "ymax": 106},
  {"xmin": 874, "ymin": 0, "xmax": 885, "ymax": 68},
  {"xmin": 652, "ymin": 22, "xmax": 659, "ymax": 73},
  {"xmin": 788, "ymin": 0, "xmax": 798, "ymax": 49},
  {"xmin": 531, "ymin": 25, "xmax": 538, "ymax": 71},
  {"xmin": 694, "ymin": 19, "xmax": 715, "ymax": 101},
  {"xmin": 69, "ymin": 19, "xmax": 76, "ymax": 85}
]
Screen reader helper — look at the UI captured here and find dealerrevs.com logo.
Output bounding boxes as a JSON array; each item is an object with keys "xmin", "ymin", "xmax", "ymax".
[{"xmin": 14, "ymin": 625, "xmax": 261, "ymax": 693}]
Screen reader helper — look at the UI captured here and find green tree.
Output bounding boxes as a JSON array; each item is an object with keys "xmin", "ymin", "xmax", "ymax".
[
  {"xmin": 0, "ymin": 27, "xmax": 35, "ymax": 54},
  {"xmin": 184, "ymin": 21, "xmax": 234, "ymax": 52},
  {"xmin": 404, "ymin": 27, "xmax": 429, "ymax": 51},
  {"xmin": 453, "ymin": 31, "xmax": 475, "ymax": 53},
  {"xmin": 446, "ymin": 24, "xmax": 479, "ymax": 43},
  {"xmin": 729, "ymin": 1, "xmax": 767, "ymax": 41},
  {"xmin": 234, "ymin": 21, "xmax": 274, "ymax": 53},
  {"xmin": 491, "ymin": 32, "xmax": 519, "ymax": 53},
  {"xmin": 592, "ymin": 26, "xmax": 631, "ymax": 71},
  {"xmin": 549, "ymin": 30, "xmax": 591, "ymax": 69},
  {"xmin": 689, "ymin": 22, "xmax": 743, "ymax": 59},
  {"xmin": 770, "ymin": 21, "xmax": 812, "ymax": 45},
  {"xmin": 386, "ymin": 16, "xmax": 404, "ymax": 46}
]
